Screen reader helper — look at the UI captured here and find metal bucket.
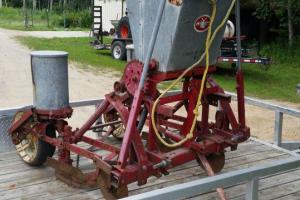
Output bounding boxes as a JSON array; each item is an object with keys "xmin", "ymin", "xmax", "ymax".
[
  {"xmin": 31, "ymin": 51, "xmax": 69, "ymax": 111},
  {"xmin": 127, "ymin": 0, "xmax": 232, "ymax": 72}
]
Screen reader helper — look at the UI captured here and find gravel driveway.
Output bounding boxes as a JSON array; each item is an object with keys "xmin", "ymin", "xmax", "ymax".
[{"xmin": 0, "ymin": 28, "xmax": 117, "ymax": 127}]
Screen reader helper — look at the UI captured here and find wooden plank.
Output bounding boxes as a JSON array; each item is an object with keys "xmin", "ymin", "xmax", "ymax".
[
  {"xmin": 3, "ymin": 147, "xmax": 285, "ymax": 199},
  {"xmin": 255, "ymin": 179, "xmax": 300, "ymax": 200},
  {"xmin": 231, "ymin": 179, "xmax": 300, "ymax": 200},
  {"xmin": 0, "ymin": 140, "xmax": 291, "ymax": 200},
  {"xmin": 0, "ymin": 180, "xmax": 80, "ymax": 199},
  {"xmin": 188, "ymin": 167, "xmax": 300, "ymax": 200},
  {"xmin": 61, "ymin": 155, "xmax": 286, "ymax": 199},
  {"xmin": 0, "ymin": 168, "xmax": 55, "ymax": 191},
  {"xmin": 162, "ymin": 142, "xmax": 269, "ymax": 175},
  {"xmin": 273, "ymin": 191, "xmax": 300, "ymax": 200},
  {"xmin": 0, "ymin": 141, "xmax": 264, "ymax": 176},
  {"xmin": 36, "ymin": 189, "xmax": 101, "ymax": 200},
  {"xmin": 128, "ymin": 153, "xmax": 289, "ymax": 197},
  {"xmin": 0, "ymin": 140, "xmax": 260, "ymax": 166}
]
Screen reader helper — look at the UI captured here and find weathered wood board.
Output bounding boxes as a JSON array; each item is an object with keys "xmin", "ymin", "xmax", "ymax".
[{"xmin": 0, "ymin": 139, "xmax": 299, "ymax": 200}]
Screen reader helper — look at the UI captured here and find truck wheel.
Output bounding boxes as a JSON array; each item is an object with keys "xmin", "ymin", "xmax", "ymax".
[
  {"xmin": 117, "ymin": 16, "xmax": 132, "ymax": 39},
  {"xmin": 111, "ymin": 41, "xmax": 126, "ymax": 60},
  {"xmin": 15, "ymin": 124, "xmax": 56, "ymax": 166}
]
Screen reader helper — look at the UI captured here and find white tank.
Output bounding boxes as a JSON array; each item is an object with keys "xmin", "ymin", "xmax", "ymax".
[{"xmin": 223, "ymin": 20, "xmax": 235, "ymax": 38}]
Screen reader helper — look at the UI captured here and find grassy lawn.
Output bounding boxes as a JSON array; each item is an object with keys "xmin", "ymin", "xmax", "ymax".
[
  {"xmin": 17, "ymin": 36, "xmax": 126, "ymax": 71},
  {"xmin": 17, "ymin": 36, "xmax": 300, "ymax": 103},
  {"xmin": 214, "ymin": 39, "xmax": 300, "ymax": 103}
]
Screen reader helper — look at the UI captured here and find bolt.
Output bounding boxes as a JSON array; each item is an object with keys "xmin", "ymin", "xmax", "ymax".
[{"xmin": 153, "ymin": 160, "xmax": 170, "ymax": 169}]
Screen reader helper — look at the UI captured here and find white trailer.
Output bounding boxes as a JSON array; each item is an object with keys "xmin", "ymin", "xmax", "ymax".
[{"xmin": 94, "ymin": 0, "xmax": 126, "ymax": 32}]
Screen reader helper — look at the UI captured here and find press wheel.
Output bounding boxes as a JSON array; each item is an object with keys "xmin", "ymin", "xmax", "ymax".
[
  {"xmin": 103, "ymin": 109, "xmax": 125, "ymax": 139},
  {"xmin": 13, "ymin": 112, "xmax": 56, "ymax": 166}
]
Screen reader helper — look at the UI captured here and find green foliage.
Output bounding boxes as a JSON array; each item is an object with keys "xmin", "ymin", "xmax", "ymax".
[
  {"xmin": 214, "ymin": 37, "xmax": 300, "ymax": 103},
  {"xmin": 5, "ymin": 0, "xmax": 23, "ymax": 8},
  {"xmin": 0, "ymin": 7, "xmax": 23, "ymax": 21},
  {"xmin": 0, "ymin": 7, "xmax": 91, "ymax": 30},
  {"xmin": 4, "ymin": 0, "xmax": 92, "ymax": 10},
  {"xmin": 253, "ymin": 0, "xmax": 274, "ymax": 21},
  {"xmin": 260, "ymin": 37, "xmax": 300, "ymax": 64},
  {"xmin": 51, "ymin": 10, "xmax": 92, "ymax": 28},
  {"xmin": 253, "ymin": 0, "xmax": 300, "ymax": 36}
]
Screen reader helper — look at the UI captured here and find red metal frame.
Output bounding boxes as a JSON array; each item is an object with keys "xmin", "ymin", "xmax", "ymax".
[{"xmin": 9, "ymin": 60, "xmax": 250, "ymax": 196}]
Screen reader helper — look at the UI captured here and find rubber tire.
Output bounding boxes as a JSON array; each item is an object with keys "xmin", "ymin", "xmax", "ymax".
[
  {"xmin": 20, "ymin": 125, "xmax": 56, "ymax": 166},
  {"xmin": 116, "ymin": 16, "xmax": 132, "ymax": 39},
  {"xmin": 111, "ymin": 41, "xmax": 127, "ymax": 60}
]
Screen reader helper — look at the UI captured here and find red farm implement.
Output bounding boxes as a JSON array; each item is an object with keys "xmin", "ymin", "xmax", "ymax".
[{"xmin": 9, "ymin": 0, "xmax": 250, "ymax": 199}]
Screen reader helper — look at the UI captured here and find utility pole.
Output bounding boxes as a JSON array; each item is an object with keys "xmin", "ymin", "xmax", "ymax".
[{"xmin": 0, "ymin": 0, "xmax": 2, "ymax": 8}]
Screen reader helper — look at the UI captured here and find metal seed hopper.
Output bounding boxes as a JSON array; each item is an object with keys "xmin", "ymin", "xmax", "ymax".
[
  {"xmin": 128, "ymin": 0, "xmax": 232, "ymax": 72},
  {"xmin": 9, "ymin": 0, "xmax": 250, "ymax": 199}
]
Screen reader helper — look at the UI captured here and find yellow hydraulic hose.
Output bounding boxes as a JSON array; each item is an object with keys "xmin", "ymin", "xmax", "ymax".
[{"xmin": 151, "ymin": 0, "xmax": 236, "ymax": 148}]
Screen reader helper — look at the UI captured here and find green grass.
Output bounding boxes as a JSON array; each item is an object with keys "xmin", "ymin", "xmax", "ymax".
[
  {"xmin": 17, "ymin": 36, "xmax": 126, "ymax": 71},
  {"xmin": 0, "ymin": 7, "xmax": 90, "ymax": 31},
  {"xmin": 17, "ymin": 36, "xmax": 300, "ymax": 103},
  {"xmin": 214, "ymin": 38, "xmax": 300, "ymax": 103}
]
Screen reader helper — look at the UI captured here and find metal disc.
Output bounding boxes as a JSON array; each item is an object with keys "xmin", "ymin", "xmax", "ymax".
[
  {"xmin": 98, "ymin": 172, "xmax": 128, "ymax": 200},
  {"xmin": 205, "ymin": 153, "xmax": 225, "ymax": 173}
]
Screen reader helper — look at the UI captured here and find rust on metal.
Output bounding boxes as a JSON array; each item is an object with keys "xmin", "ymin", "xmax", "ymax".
[
  {"xmin": 46, "ymin": 158, "xmax": 98, "ymax": 189},
  {"xmin": 169, "ymin": 0, "xmax": 183, "ymax": 6}
]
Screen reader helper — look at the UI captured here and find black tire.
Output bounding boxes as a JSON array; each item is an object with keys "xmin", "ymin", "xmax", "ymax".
[
  {"xmin": 16, "ymin": 124, "xmax": 56, "ymax": 166},
  {"xmin": 111, "ymin": 41, "xmax": 127, "ymax": 60},
  {"xmin": 116, "ymin": 16, "xmax": 132, "ymax": 39}
]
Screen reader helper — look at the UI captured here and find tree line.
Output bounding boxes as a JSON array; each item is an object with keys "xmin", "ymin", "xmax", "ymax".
[
  {"xmin": 0, "ymin": 0, "xmax": 299, "ymax": 45},
  {"xmin": 254, "ymin": 0, "xmax": 300, "ymax": 46},
  {"xmin": 0, "ymin": 0, "xmax": 92, "ymax": 10}
]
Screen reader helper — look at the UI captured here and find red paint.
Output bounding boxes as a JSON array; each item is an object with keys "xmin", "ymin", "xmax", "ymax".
[
  {"xmin": 194, "ymin": 15, "xmax": 211, "ymax": 32},
  {"xmin": 9, "ymin": 60, "xmax": 250, "ymax": 197}
]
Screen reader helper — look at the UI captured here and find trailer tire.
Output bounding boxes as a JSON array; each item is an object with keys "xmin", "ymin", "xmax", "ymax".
[
  {"xmin": 111, "ymin": 41, "xmax": 126, "ymax": 60},
  {"xmin": 16, "ymin": 124, "xmax": 56, "ymax": 166},
  {"xmin": 117, "ymin": 17, "xmax": 132, "ymax": 39}
]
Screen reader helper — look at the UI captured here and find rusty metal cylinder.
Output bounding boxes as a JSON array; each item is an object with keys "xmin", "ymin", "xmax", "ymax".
[{"xmin": 31, "ymin": 51, "xmax": 69, "ymax": 111}]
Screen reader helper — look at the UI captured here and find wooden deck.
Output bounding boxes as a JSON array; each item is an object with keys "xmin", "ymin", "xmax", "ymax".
[{"xmin": 0, "ymin": 139, "xmax": 299, "ymax": 200}]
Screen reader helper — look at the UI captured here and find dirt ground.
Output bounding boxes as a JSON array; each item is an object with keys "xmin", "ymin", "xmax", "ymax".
[
  {"xmin": 0, "ymin": 28, "xmax": 299, "ymax": 142},
  {"xmin": 0, "ymin": 28, "xmax": 118, "ymax": 128}
]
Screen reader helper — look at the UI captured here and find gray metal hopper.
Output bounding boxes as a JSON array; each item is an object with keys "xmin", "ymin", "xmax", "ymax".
[
  {"xmin": 127, "ymin": 0, "xmax": 233, "ymax": 72},
  {"xmin": 31, "ymin": 51, "xmax": 69, "ymax": 111}
]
